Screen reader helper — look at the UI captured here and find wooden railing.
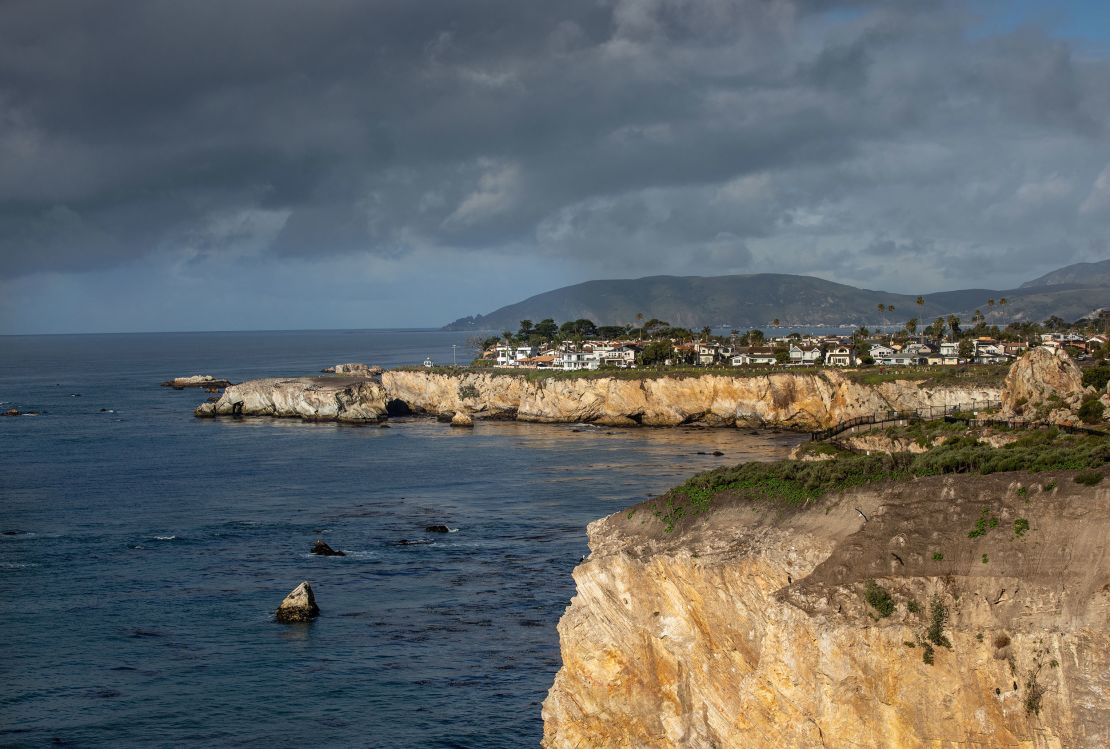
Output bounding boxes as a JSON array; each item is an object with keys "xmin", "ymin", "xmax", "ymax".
[{"xmin": 810, "ymin": 400, "xmax": 1001, "ymax": 441}]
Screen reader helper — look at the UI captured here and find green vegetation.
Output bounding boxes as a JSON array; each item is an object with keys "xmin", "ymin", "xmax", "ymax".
[
  {"xmin": 842, "ymin": 365, "xmax": 1009, "ymax": 388},
  {"xmin": 968, "ymin": 507, "xmax": 1000, "ymax": 539},
  {"xmin": 926, "ymin": 595, "xmax": 952, "ymax": 649},
  {"xmin": 864, "ymin": 580, "xmax": 896, "ymax": 617},
  {"xmin": 982, "ymin": 553, "xmax": 990, "ymax": 564},
  {"xmin": 651, "ymin": 427, "xmax": 1109, "ymax": 531},
  {"xmin": 1042, "ymin": 479, "xmax": 1057, "ymax": 492},
  {"xmin": 457, "ymin": 384, "xmax": 480, "ymax": 400},
  {"xmin": 932, "ymin": 552, "xmax": 944, "ymax": 561},
  {"xmin": 1082, "ymin": 365, "xmax": 1110, "ymax": 392},
  {"xmin": 906, "ymin": 598, "xmax": 922, "ymax": 615},
  {"xmin": 1078, "ymin": 396, "xmax": 1105, "ymax": 424},
  {"xmin": 1074, "ymin": 469, "xmax": 1104, "ymax": 486},
  {"xmin": 1013, "ymin": 518, "xmax": 1030, "ymax": 537}
]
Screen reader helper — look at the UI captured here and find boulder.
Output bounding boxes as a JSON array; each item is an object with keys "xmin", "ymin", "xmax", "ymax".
[
  {"xmin": 275, "ymin": 581, "xmax": 320, "ymax": 623},
  {"xmin": 4, "ymin": 408, "xmax": 20, "ymax": 417},
  {"xmin": 999, "ymin": 347, "xmax": 1085, "ymax": 421},
  {"xmin": 310, "ymin": 539, "xmax": 346, "ymax": 557},
  {"xmin": 450, "ymin": 411, "xmax": 474, "ymax": 428}
]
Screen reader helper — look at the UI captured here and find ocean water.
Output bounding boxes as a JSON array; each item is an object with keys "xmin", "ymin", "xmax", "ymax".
[{"xmin": 0, "ymin": 330, "xmax": 804, "ymax": 748}]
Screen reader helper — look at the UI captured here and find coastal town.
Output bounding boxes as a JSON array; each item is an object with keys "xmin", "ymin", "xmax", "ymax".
[{"xmin": 469, "ymin": 312, "xmax": 1110, "ymax": 372}]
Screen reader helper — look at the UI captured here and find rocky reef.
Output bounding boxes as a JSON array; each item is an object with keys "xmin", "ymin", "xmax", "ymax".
[
  {"xmin": 194, "ymin": 377, "xmax": 388, "ymax": 422},
  {"xmin": 542, "ymin": 471, "xmax": 1110, "ymax": 748}
]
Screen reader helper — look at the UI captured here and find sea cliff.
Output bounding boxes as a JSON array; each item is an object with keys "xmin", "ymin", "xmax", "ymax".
[
  {"xmin": 541, "ymin": 472, "xmax": 1110, "ymax": 748},
  {"xmin": 195, "ymin": 369, "xmax": 1001, "ymax": 430}
]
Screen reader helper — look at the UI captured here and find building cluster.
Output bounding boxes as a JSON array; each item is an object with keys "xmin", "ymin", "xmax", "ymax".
[{"xmin": 481, "ymin": 331, "xmax": 1108, "ymax": 371}]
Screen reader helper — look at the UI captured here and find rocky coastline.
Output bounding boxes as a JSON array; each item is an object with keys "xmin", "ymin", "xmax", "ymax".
[{"xmin": 193, "ymin": 369, "xmax": 1001, "ymax": 431}]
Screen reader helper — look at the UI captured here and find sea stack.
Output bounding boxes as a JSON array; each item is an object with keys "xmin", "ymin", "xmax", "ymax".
[
  {"xmin": 310, "ymin": 539, "xmax": 346, "ymax": 557},
  {"xmin": 275, "ymin": 581, "xmax": 320, "ymax": 623}
]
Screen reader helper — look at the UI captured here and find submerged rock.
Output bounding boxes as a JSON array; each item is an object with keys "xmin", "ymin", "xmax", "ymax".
[
  {"xmin": 275, "ymin": 581, "xmax": 319, "ymax": 623},
  {"xmin": 310, "ymin": 539, "xmax": 346, "ymax": 557},
  {"xmin": 425, "ymin": 525, "xmax": 451, "ymax": 533}
]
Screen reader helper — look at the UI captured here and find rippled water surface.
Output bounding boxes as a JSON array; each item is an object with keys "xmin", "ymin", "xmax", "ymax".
[{"xmin": 0, "ymin": 330, "xmax": 803, "ymax": 747}]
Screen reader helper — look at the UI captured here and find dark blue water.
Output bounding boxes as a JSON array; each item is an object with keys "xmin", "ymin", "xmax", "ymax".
[{"xmin": 0, "ymin": 330, "xmax": 803, "ymax": 748}]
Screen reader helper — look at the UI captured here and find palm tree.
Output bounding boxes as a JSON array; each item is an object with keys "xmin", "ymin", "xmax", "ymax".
[
  {"xmin": 905, "ymin": 317, "xmax": 918, "ymax": 335},
  {"xmin": 701, "ymin": 326, "xmax": 712, "ymax": 342},
  {"xmin": 635, "ymin": 312, "xmax": 644, "ymax": 341},
  {"xmin": 772, "ymin": 318, "xmax": 780, "ymax": 328},
  {"xmin": 915, "ymin": 296, "xmax": 925, "ymax": 309},
  {"xmin": 987, "ymin": 298, "xmax": 995, "ymax": 309},
  {"xmin": 947, "ymin": 314, "xmax": 961, "ymax": 338}
]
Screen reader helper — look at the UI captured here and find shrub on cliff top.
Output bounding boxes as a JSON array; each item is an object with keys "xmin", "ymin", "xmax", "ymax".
[
  {"xmin": 652, "ymin": 427, "xmax": 1109, "ymax": 531},
  {"xmin": 864, "ymin": 580, "xmax": 895, "ymax": 617}
]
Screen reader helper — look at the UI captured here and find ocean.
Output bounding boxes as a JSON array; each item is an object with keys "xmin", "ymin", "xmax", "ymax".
[{"xmin": 0, "ymin": 330, "xmax": 803, "ymax": 747}]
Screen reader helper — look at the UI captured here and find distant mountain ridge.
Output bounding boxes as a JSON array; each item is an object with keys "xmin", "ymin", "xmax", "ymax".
[
  {"xmin": 444, "ymin": 260, "xmax": 1110, "ymax": 331},
  {"xmin": 1020, "ymin": 258, "xmax": 1110, "ymax": 288}
]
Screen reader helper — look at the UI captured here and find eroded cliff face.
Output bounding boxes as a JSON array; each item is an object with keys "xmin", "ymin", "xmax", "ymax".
[
  {"xmin": 543, "ymin": 474, "xmax": 1110, "ymax": 749},
  {"xmin": 381, "ymin": 370, "xmax": 1000, "ymax": 430},
  {"xmin": 194, "ymin": 377, "xmax": 388, "ymax": 421}
]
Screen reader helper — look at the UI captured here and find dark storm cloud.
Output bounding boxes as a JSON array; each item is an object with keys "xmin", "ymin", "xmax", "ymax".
[{"xmin": 2, "ymin": 0, "xmax": 1109, "ymax": 287}]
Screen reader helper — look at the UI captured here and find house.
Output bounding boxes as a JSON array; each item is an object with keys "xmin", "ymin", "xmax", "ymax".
[
  {"xmin": 973, "ymin": 339, "xmax": 1010, "ymax": 364},
  {"xmin": 825, "ymin": 346, "xmax": 856, "ymax": 366},
  {"xmin": 696, "ymin": 342, "xmax": 730, "ymax": 366},
  {"xmin": 788, "ymin": 343, "xmax": 823, "ymax": 365},
  {"xmin": 518, "ymin": 354, "xmax": 556, "ymax": 369},
  {"xmin": 555, "ymin": 351, "xmax": 600, "ymax": 371},
  {"xmin": 599, "ymin": 345, "xmax": 637, "ymax": 368},
  {"xmin": 875, "ymin": 352, "xmax": 926, "ymax": 366},
  {"xmin": 870, "ymin": 344, "xmax": 896, "ymax": 360},
  {"xmin": 494, "ymin": 344, "xmax": 537, "ymax": 367},
  {"xmin": 730, "ymin": 347, "xmax": 778, "ymax": 366}
]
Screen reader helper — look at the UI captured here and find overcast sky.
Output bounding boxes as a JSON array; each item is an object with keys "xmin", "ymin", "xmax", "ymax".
[{"xmin": 2, "ymin": 0, "xmax": 1109, "ymax": 333}]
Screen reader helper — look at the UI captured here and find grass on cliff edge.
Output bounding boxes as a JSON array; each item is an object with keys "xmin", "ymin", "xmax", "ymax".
[{"xmin": 652, "ymin": 428, "xmax": 1109, "ymax": 531}]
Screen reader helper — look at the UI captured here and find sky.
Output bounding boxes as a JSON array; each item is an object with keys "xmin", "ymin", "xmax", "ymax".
[{"xmin": 1, "ymin": 0, "xmax": 1109, "ymax": 334}]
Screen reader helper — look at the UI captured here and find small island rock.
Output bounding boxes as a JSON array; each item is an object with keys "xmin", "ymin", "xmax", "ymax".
[
  {"xmin": 275, "ymin": 581, "xmax": 320, "ymax": 623},
  {"xmin": 450, "ymin": 411, "xmax": 473, "ymax": 428},
  {"xmin": 310, "ymin": 539, "xmax": 346, "ymax": 557},
  {"xmin": 4, "ymin": 408, "xmax": 20, "ymax": 417}
]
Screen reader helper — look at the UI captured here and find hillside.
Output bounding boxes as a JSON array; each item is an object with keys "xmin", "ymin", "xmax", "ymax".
[
  {"xmin": 443, "ymin": 265, "xmax": 1110, "ymax": 331},
  {"xmin": 1021, "ymin": 258, "xmax": 1110, "ymax": 288}
]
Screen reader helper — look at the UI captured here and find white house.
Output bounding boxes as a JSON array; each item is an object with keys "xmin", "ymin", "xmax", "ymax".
[
  {"xmin": 556, "ymin": 351, "xmax": 601, "ymax": 371},
  {"xmin": 825, "ymin": 346, "xmax": 856, "ymax": 366},
  {"xmin": 599, "ymin": 345, "xmax": 637, "ymax": 368},
  {"xmin": 730, "ymin": 347, "xmax": 777, "ymax": 366},
  {"xmin": 788, "ymin": 344, "xmax": 823, "ymax": 365},
  {"xmin": 494, "ymin": 344, "xmax": 537, "ymax": 367},
  {"xmin": 869, "ymin": 344, "xmax": 896, "ymax": 359}
]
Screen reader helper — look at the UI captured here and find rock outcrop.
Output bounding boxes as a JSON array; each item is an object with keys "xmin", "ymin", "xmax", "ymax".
[
  {"xmin": 321, "ymin": 363, "xmax": 383, "ymax": 376},
  {"xmin": 382, "ymin": 370, "xmax": 1000, "ymax": 430},
  {"xmin": 543, "ymin": 473, "xmax": 1110, "ymax": 748},
  {"xmin": 310, "ymin": 540, "xmax": 345, "ymax": 557},
  {"xmin": 999, "ymin": 347, "xmax": 1109, "ymax": 426},
  {"xmin": 161, "ymin": 375, "xmax": 233, "ymax": 389},
  {"xmin": 275, "ymin": 581, "xmax": 320, "ymax": 623},
  {"xmin": 450, "ymin": 411, "xmax": 474, "ymax": 427},
  {"xmin": 194, "ymin": 377, "xmax": 388, "ymax": 422}
]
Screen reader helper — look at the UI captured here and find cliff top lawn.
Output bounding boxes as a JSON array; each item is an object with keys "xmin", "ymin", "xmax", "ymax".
[
  {"xmin": 647, "ymin": 427, "xmax": 1109, "ymax": 531},
  {"xmin": 398, "ymin": 363, "xmax": 1012, "ymax": 387}
]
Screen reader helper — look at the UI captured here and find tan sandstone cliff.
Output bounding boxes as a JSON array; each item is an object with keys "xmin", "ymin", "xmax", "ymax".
[
  {"xmin": 379, "ymin": 370, "xmax": 1000, "ymax": 430},
  {"xmin": 542, "ymin": 473, "xmax": 1110, "ymax": 749}
]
